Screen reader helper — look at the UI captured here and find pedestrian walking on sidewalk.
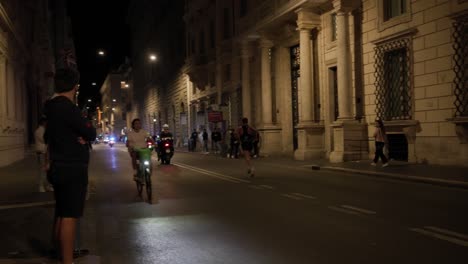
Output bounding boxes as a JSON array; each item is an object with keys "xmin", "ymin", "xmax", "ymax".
[
  {"xmin": 44, "ymin": 68, "xmax": 96, "ymax": 264},
  {"xmin": 190, "ymin": 129, "xmax": 198, "ymax": 151},
  {"xmin": 237, "ymin": 117, "xmax": 257, "ymax": 177},
  {"xmin": 211, "ymin": 127, "xmax": 222, "ymax": 154},
  {"xmin": 202, "ymin": 129, "xmax": 209, "ymax": 153},
  {"xmin": 35, "ymin": 117, "xmax": 53, "ymax": 192},
  {"xmin": 372, "ymin": 119, "xmax": 389, "ymax": 167}
]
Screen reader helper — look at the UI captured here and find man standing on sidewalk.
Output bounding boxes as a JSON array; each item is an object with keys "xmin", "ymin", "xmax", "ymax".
[{"xmin": 44, "ymin": 68, "xmax": 96, "ymax": 264}]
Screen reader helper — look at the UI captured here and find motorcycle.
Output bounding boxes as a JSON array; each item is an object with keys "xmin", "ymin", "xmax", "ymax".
[
  {"xmin": 109, "ymin": 137, "xmax": 115, "ymax": 147},
  {"xmin": 158, "ymin": 138, "xmax": 174, "ymax": 165}
]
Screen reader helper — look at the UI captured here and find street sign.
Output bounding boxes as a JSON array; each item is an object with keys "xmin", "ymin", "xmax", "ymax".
[{"xmin": 208, "ymin": 111, "xmax": 223, "ymax": 123}]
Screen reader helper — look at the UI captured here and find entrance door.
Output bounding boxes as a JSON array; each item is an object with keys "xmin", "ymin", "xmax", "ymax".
[
  {"xmin": 290, "ymin": 45, "xmax": 300, "ymax": 150},
  {"xmin": 387, "ymin": 134, "xmax": 408, "ymax": 161}
]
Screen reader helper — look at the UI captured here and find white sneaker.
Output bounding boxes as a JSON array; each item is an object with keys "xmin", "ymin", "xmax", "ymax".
[
  {"xmin": 371, "ymin": 162, "xmax": 376, "ymax": 166},
  {"xmin": 382, "ymin": 163, "xmax": 389, "ymax": 167}
]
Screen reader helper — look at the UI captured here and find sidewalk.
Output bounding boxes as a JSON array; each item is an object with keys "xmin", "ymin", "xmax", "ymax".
[{"xmin": 176, "ymin": 147, "xmax": 468, "ymax": 189}]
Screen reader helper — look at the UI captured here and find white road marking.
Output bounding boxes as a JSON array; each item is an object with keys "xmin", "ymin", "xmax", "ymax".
[
  {"xmin": 410, "ymin": 228, "xmax": 468, "ymax": 247},
  {"xmin": 291, "ymin": 193, "xmax": 316, "ymax": 199},
  {"xmin": 328, "ymin": 206, "xmax": 361, "ymax": 215},
  {"xmin": 0, "ymin": 201, "xmax": 55, "ymax": 211},
  {"xmin": 174, "ymin": 162, "xmax": 250, "ymax": 183},
  {"xmin": 425, "ymin": 226, "xmax": 468, "ymax": 241},
  {"xmin": 340, "ymin": 205, "xmax": 377, "ymax": 215},
  {"xmin": 259, "ymin": 185, "xmax": 275, "ymax": 190},
  {"xmin": 281, "ymin": 194, "xmax": 303, "ymax": 200}
]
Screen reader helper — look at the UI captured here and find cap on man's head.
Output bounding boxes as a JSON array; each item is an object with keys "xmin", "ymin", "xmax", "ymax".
[{"xmin": 54, "ymin": 68, "xmax": 80, "ymax": 93}]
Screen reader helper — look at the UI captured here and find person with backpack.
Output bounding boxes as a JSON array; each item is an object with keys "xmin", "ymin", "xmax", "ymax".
[{"xmin": 236, "ymin": 117, "xmax": 257, "ymax": 177}]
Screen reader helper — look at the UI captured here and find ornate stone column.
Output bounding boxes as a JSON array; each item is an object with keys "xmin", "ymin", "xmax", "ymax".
[
  {"xmin": 293, "ymin": 9, "xmax": 325, "ymax": 160},
  {"xmin": 260, "ymin": 38, "xmax": 274, "ymax": 126},
  {"xmin": 241, "ymin": 41, "xmax": 252, "ymax": 121},
  {"xmin": 329, "ymin": 0, "xmax": 367, "ymax": 163},
  {"xmin": 336, "ymin": 10, "xmax": 353, "ymax": 120}
]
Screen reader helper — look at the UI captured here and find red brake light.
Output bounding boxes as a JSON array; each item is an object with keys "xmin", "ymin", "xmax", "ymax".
[{"xmin": 165, "ymin": 143, "xmax": 169, "ymax": 147}]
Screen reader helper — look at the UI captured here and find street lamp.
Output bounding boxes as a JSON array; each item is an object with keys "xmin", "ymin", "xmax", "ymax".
[
  {"xmin": 149, "ymin": 54, "xmax": 157, "ymax": 61},
  {"xmin": 112, "ymin": 99, "xmax": 117, "ymax": 102},
  {"xmin": 92, "ymin": 82, "xmax": 96, "ymax": 86},
  {"xmin": 88, "ymin": 99, "xmax": 92, "ymax": 103},
  {"xmin": 98, "ymin": 50, "xmax": 105, "ymax": 56}
]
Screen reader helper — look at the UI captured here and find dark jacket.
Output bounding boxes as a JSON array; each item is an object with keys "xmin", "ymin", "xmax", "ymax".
[
  {"xmin": 44, "ymin": 96, "xmax": 96, "ymax": 164},
  {"xmin": 211, "ymin": 131, "xmax": 222, "ymax": 142}
]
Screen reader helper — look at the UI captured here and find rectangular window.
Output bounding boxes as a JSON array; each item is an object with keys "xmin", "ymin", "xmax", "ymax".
[
  {"xmin": 223, "ymin": 8, "xmax": 230, "ymax": 39},
  {"xmin": 240, "ymin": 0, "xmax": 248, "ymax": 17},
  {"xmin": 375, "ymin": 39, "xmax": 412, "ymax": 120},
  {"xmin": 383, "ymin": 0, "xmax": 406, "ymax": 21},
  {"xmin": 224, "ymin": 64, "xmax": 231, "ymax": 82},
  {"xmin": 453, "ymin": 14, "xmax": 468, "ymax": 117},
  {"xmin": 331, "ymin": 13, "xmax": 337, "ymax": 41},
  {"xmin": 199, "ymin": 31, "xmax": 205, "ymax": 54},
  {"xmin": 210, "ymin": 20, "xmax": 215, "ymax": 48}
]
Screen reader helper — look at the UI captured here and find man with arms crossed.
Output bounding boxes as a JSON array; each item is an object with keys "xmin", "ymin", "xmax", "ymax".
[{"xmin": 45, "ymin": 68, "xmax": 96, "ymax": 264}]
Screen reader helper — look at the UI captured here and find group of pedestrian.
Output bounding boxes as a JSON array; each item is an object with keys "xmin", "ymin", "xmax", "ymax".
[
  {"xmin": 189, "ymin": 124, "xmax": 260, "ymax": 159},
  {"xmin": 188, "ymin": 118, "xmax": 258, "ymax": 177}
]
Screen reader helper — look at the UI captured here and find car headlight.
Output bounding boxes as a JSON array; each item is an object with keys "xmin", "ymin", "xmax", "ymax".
[{"xmin": 144, "ymin": 161, "xmax": 150, "ymax": 166}]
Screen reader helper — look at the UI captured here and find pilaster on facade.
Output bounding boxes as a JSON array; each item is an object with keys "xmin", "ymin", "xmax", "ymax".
[
  {"xmin": 293, "ymin": 9, "xmax": 325, "ymax": 160},
  {"xmin": 259, "ymin": 37, "xmax": 274, "ymax": 128},
  {"xmin": 240, "ymin": 40, "xmax": 252, "ymax": 121}
]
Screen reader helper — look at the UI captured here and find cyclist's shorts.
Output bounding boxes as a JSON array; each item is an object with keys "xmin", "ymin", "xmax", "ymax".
[{"xmin": 48, "ymin": 162, "xmax": 88, "ymax": 218}]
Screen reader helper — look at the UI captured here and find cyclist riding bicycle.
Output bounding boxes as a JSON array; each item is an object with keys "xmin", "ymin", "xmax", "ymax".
[{"xmin": 126, "ymin": 118, "xmax": 154, "ymax": 181}]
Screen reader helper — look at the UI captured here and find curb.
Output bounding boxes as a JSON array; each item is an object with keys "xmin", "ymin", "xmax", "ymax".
[{"xmin": 320, "ymin": 166, "xmax": 468, "ymax": 190}]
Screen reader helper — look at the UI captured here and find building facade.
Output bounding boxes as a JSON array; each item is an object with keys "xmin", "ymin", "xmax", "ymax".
[
  {"xmin": 0, "ymin": 0, "xmax": 68, "ymax": 166},
  {"xmin": 126, "ymin": 0, "xmax": 467, "ymax": 166},
  {"xmin": 183, "ymin": 0, "xmax": 468, "ymax": 166},
  {"xmin": 127, "ymin": 0, "xmax": 188, "ymax": 146},
  {"xmin": 99, "ymin": 65, "xmax": 131, "ymax": 139}
]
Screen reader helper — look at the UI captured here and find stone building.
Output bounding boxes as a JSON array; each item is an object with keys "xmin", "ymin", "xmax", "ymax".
[
  {"xmin": 183, "ymin": 0, "xmax": 468, "ymax": 166},
  {"xmin": 127, "ymin": 0, "xmax": 188, "ymax": 145},
  {"xmin": 0, "ymin": 0, "xmax": 71, "ymax": 166},
  {"xmin": 99, "ymin": 64, "xmax": 132, "ymax": 139}
]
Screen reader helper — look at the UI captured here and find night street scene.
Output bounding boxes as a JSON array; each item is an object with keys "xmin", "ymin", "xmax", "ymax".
[{"xmin": 1, "ymin": 0, "xmax": 468, "ymax": 263}]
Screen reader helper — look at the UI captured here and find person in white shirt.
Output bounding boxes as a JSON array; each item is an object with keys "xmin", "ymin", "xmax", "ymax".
[
  {"xmin": 126, "ymin": 119, "xmax": 153, "ymax": 180},
  {"xmin": 34, "ymin": 117, "xmax": 52, "ymax": 192}
]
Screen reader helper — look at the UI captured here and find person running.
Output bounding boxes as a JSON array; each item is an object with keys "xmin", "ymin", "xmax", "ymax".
[
  {"xmin": 372, "ymin": 119, "xmax": 389, "ymax": 167},
  {"xmin": 236, "ymin": 117, "xmax": 257, "ymax": 177},
  {"xmin": 126, "ymin": 119, "xmax": 153, "ymax": 181}
]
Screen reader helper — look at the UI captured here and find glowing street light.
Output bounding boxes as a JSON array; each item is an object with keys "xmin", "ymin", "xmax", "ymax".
[
  {"xmin": 87, "ymin": 99, "xmax": 92, "ymax": 102},
  {"xmin": 92, "ymin": 82, "xmax": 96, "ymax": 86},
  {"xmin": 112, "ymin": 99, "xmax": 117, "ymax": 102},
  {"xmin": 149, "ymin": 54, "xmax": 157, "ymax": 62},
  {"xmin": 98, "ymin": 50, "xmax": 105, "ymax": 56},
  {"xmin": 125, "ymin": 84, "xmax": 129, "ymax": 88}
]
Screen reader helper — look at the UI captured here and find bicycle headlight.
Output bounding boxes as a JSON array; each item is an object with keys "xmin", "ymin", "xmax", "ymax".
[{"xmin": 144, "ymin": 161, "xmax": 150, "ymax": 166}]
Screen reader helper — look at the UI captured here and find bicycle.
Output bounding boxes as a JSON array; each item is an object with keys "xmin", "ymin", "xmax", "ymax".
[{"xmin": 135, "ymin": 148, "xmax": 153, "ymax": 203}]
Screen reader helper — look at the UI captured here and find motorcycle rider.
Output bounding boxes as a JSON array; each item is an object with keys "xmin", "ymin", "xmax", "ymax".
[
  {"xmin": 126, "ymin": 118, "xmax": 153, "ymax": 181},
  {"xmin": 157, "ymin": 124, "xmax": 174, "ymax": 159}
]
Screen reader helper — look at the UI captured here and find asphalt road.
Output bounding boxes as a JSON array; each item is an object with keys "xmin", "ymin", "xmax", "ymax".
[{"xmin": 1, "ymin": 143, "xmax": 467, "ymax": 264}]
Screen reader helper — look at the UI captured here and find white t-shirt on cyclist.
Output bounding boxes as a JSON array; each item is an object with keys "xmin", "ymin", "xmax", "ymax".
[{"xmin": 127, "ymin": 129, "xmax": 150, "ymax": 149}]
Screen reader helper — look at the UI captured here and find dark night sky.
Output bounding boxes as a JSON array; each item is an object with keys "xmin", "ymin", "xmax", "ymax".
[{"xmin": 67, "ymin": 0, "xmax": 130, "ymax": 107}]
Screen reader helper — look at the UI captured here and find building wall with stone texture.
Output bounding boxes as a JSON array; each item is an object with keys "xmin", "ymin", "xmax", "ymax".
[
  {"xmin": 361, "ymin": 0, "xmax": 468, "ymax": 165},
  {"xmin": 0, "ymin": 0, "xmax": 57, "ymax": 167}
]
